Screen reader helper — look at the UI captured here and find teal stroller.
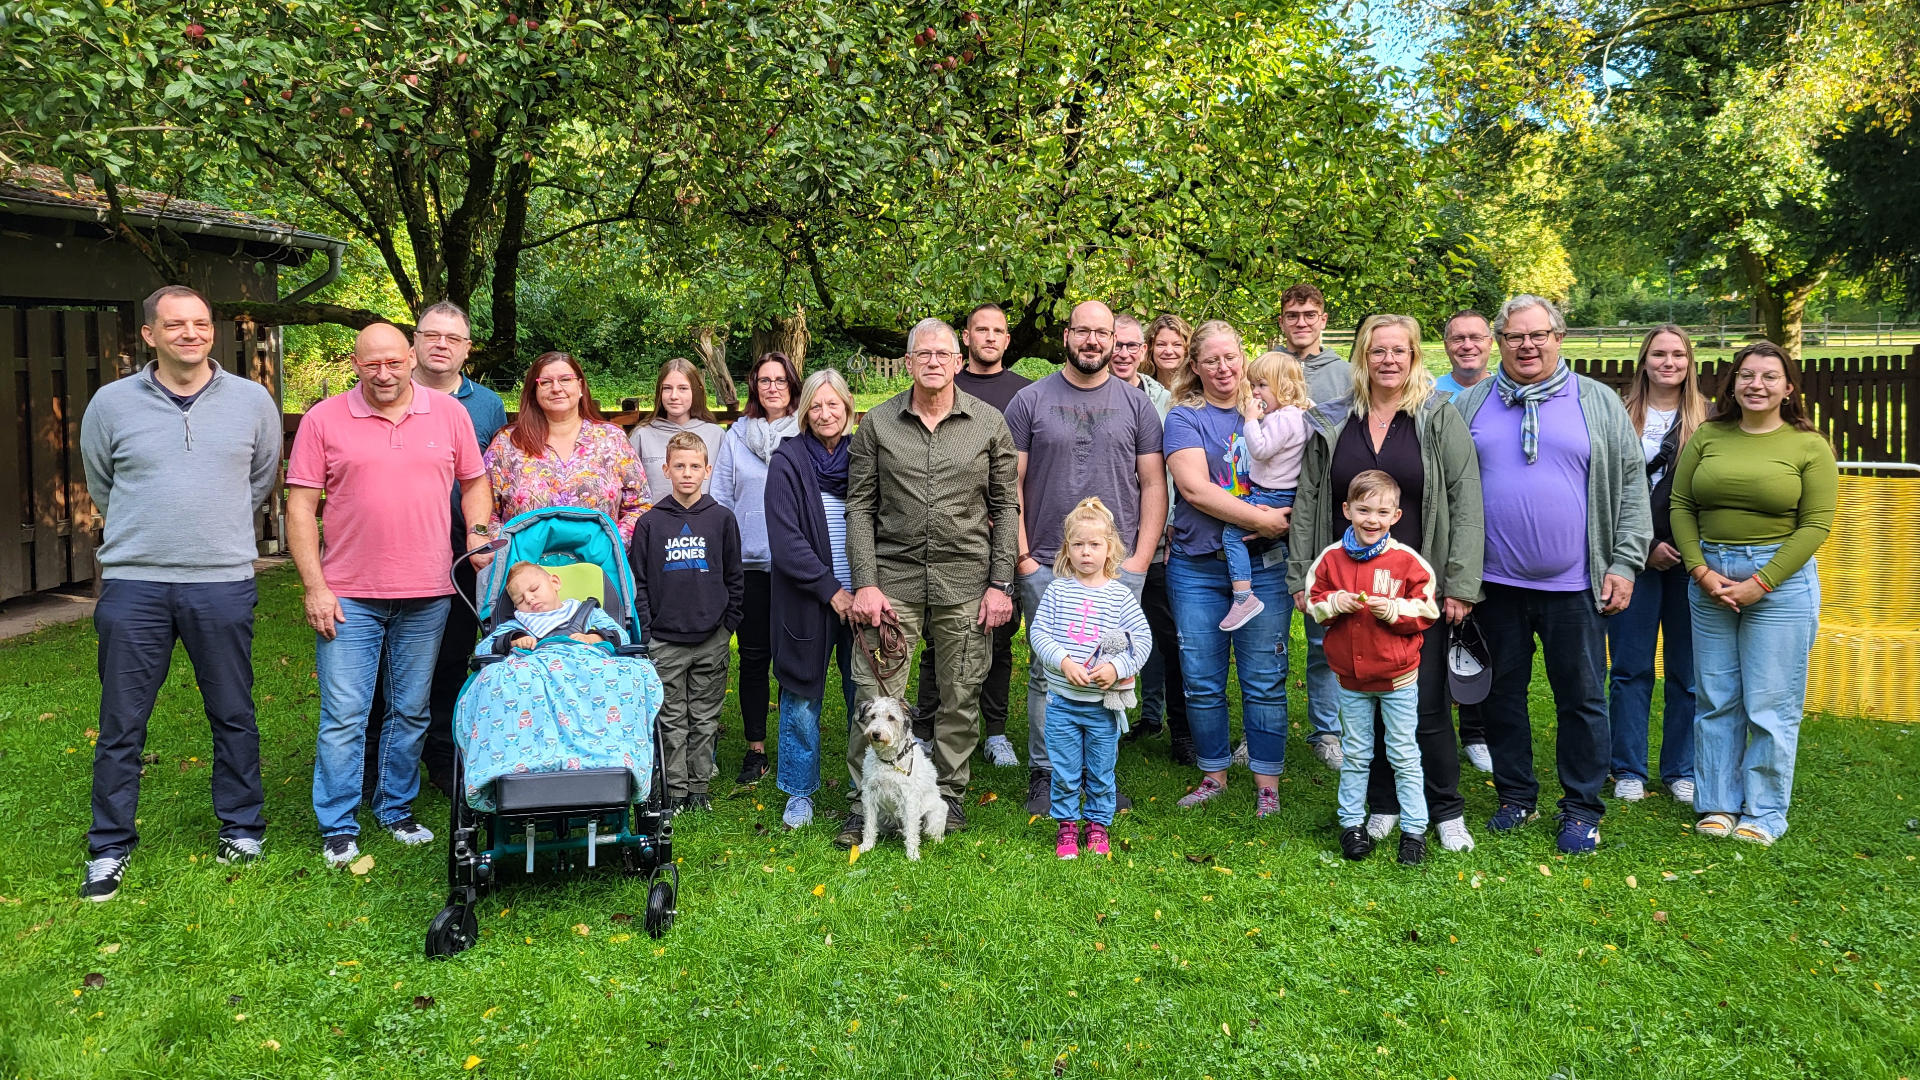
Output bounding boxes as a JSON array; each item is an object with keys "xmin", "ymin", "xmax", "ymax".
[{"xmin": 427, "ymin": 506, "xmax": 677, "ymax": 958}]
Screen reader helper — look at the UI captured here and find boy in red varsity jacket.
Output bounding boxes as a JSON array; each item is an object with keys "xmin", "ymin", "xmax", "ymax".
[{"xmin": 1304, "ymin": 470, "xmax": 1440, "ymax": 865}]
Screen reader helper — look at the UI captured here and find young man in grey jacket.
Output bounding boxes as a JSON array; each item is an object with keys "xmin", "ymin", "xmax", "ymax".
[
  {"xmin": 77, "ymin": 286, "xmax": 283, "ymax": 900},
  {"xmin": 1452, "ymin": 295, "xmax": 1652, "ymax": 856}
]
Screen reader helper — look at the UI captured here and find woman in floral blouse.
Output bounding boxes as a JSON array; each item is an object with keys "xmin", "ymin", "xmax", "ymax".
[{"xmin": 486, "ymin": 351, "xmax": 649, "ymax": 542}]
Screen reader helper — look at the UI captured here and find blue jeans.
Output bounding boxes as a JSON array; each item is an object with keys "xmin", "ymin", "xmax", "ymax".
[
  {"xmin": 1297, "ymin": 610, "xmax": 1341, "ymax": 741},
  {"xmin": 776, "ymin": 621, "xmax": 856, "ymax": 800},
  {"xmin": 1045, "ymin": 694, "xmax": 1122, "ymax": 825},
  {"xmin": 1477, "ymin": 583, "xmax": 1610, "ymax": 824},
  {"xmin": 1166, "ymin": 553, "xmax": 1289, "ymax": 775},
  {"xmin": 1608, "ymin": 562, "xmax": 1696, "ymax": 785},
  {"xmin": 1690, "ymin": 543, "xmax": 1819, "ymax": 839},
  {"xmin": 1220, "ymin": 487, "xmax": 1294, "ymax": 584},
  {"xmin": 1337, "ymin": 685, "xmax": 1426, "ymax": 833},
  {"xmin": 313, "ymin": 596, "xmax": 450, "ymax": 837}
]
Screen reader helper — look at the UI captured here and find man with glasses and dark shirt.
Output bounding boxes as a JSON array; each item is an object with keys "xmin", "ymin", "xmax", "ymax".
[
  {"xmin": 910, "ymin": 303, "xmax": 1030, "ymax": 766},
  {"xmin": 1436, "ymin": 308, "xmax": 1497, "ymax": 772}
]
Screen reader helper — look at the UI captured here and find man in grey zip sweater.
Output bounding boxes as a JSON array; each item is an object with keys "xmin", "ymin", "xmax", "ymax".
[
  {"xmin": 76, "ymin": 286, "xmax": 283, "ymax": 901},
  {"xmin": 1452, "ymin": 295, "xmax": 1652, "ymax": 856}
]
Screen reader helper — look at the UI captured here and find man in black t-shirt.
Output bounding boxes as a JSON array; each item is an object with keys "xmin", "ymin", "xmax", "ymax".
[{"xmin": 911, "ymin": 303, "xmax": 1029, "ymax": 765}]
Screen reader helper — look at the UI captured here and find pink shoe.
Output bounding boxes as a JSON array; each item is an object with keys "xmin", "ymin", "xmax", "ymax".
[
  {"xmin": 1255, "ymin": 787, "xmax": 1281, "ymax": 819},
  {"xmin": 1177, "ymin": 776, "xmax": 1227, "ymax": 808},
  {"xmin": 1218, "ymin": 594, "xmax": 1265, "ymax": 632},
  {"xmin": 1055, "ymin": 820, "xmax": 1080, "ymax": 860},
  {"xmin": 1086, "ymin": 822, "xmax": 1111, "ymax": 856}
]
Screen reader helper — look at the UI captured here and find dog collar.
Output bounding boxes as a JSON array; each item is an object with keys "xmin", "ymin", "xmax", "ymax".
[{"xmin": 874, "ymin": 740, "xmax": 915, "ymax": 776}]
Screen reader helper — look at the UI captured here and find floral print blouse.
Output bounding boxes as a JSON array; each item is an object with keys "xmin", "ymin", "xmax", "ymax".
[{"xmin": 486, "ymin": 421, "xmax": 651, "ymax": 542}]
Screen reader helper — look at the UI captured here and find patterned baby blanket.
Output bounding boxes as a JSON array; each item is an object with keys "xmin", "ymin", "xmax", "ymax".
[{"xmin": 455, "ymin": 640, "xmax": 661, "ymax": 811}]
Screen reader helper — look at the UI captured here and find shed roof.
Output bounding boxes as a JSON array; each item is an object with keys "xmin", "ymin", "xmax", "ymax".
[{"xmin": 0, "ymin": 165, "xmax": 343, "ymax": 265}]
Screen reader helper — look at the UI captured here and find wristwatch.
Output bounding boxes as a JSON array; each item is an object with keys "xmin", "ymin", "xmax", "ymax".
[
  {"xmin": 471, "ymin": 523, "xmax": 495, "ymax": 538},
  {"xmin": 990, "ymin": 580, "xmax": 1015, "ymax": 598}
]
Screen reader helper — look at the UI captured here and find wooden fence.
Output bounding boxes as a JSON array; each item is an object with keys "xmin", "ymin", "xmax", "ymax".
[
  {"xmin": 3, "ymin": 306, "xmax": 285, "ymax": 603},
  {"xmin": 1566, "ymin": 347, "xmax": 1920, "ymax": 464}
]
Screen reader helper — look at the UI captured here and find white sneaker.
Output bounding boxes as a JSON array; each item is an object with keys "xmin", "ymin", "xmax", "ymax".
[
  {"xmin": 1366, "ymin": 813, "xmax": 1399, "ymax": 840},
  {"xmin": 981, "ymin": 734, "xmax": 1020, "ymax": 767},
  {"xmin": 322, "ymin": 835, "xmax": 360, "ymax": 868},
  {"xmin": 1310, "ymin": 736, "xmax": 1344, "ymax": 771},
  {"xmin": 388, "ymin": 818, "xmax": 435, "ymax": 845},
  {"xmin": 1231, "ymin": 740, "xmax": 1250, "ymax": 767},
  {"xmin": 1463, "ymin": 742, "xmax": 1493, "ymax": 773},
  {"xmin": 1613, "ymin": 777, "xmax": 1646, "ymax": 802},
  {"xmin": 1670, "ymin": 778, "xmax": 1696, "ymax": 807},
  {"xmin": 1436, "ymin": 816, "xmax": 1476, "ymax": 852}
]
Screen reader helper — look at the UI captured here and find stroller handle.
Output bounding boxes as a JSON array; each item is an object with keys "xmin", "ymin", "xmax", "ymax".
[{"xmin": 451, "ymin": 536, "xmax": 512, "ymax": 621}]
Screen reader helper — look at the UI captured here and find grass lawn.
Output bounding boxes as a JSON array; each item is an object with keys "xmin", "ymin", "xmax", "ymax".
[{"xmin": 2, "ymin": 565, "xmax": 1916, "ymax": 1079}]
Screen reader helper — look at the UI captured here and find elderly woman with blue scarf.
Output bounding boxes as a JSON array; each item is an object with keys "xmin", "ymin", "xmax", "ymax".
[{"xmin": 764, "ymin": 369, "xmax": 861, "ymax": 830}]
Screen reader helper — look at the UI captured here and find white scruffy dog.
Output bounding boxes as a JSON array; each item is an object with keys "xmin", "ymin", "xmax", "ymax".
[{"xmin": 857, "ymin": 697, "xmax": 945, "ymax": 860}]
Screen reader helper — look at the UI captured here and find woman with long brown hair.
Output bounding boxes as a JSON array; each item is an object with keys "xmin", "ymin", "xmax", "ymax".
[
  {"xmin": 484, "ymin": 351, "xmax": 649, "ymax": 541},
  {"xmin": 1146, "ymin": 313, "xmax": 1191, "ymax": 390},
  {"xmin": 1607, "ymin": 325, "xmax": 1710, "ymax": 806},
  {"xmin": 1670, "ymin": 341, "xmax": 1836, "ymax": 845}
]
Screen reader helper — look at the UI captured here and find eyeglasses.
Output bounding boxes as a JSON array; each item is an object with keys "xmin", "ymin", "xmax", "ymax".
[
  {"xmin": 1445, "ymin": 333, "xmax": 1490, "ymax": 345},
  {"xmin": 1280, "ymin": 310, "xmax": 1324, "ymax": 324},
  {"xmin": 909, "ymin": 349, "xmax": 960, "ymax": 363},
  {"xmin": 1194, "ymin": 354, "xmax": 1237, "ymax": 370},
  {"xmin": 1368, "ymin": 347, "xmax": 1413, "ymax": 361},
  {"xmin": 1500, "ymin": 331, "xmax": 1558, "ymax": 347},
  {"xmin": 356, "ymin": 360, "xmax": 409, "ymax": 374},
  {"xmin": 1111, "ymin": 341, "xmax": 1145, "ymax": 353},
  {"xmin": 414, "ymin": 331, "xmax": 470, "ymax": 346},
  {"xmin": 1734, "ymin": 369, "xmax": 1785, "ymax": 385},
  {"xmin": 535, "ymin": 374, "xmax": 580, "ymax": 389},
  {"xmin": 1067, "ymin": 327, "xmax": 1113, "ymax": 342},
  {"xmin": 756, "ymin": 376, "xmax": 790, "ymax": 388}
]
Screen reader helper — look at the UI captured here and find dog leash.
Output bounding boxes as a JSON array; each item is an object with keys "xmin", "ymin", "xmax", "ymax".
[{"xmin": 854, "ymin": 615, "xmax": 910, "ymax": 686}]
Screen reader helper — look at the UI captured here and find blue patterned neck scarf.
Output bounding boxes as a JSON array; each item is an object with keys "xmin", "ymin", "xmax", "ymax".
[
  {"xmin": 1493, "ymin": 361, "xmax": 1572, "ymax": 464},
  {"xmin": 1342, "ymin": 527, "xmax": 1390, "ymax": 562}
]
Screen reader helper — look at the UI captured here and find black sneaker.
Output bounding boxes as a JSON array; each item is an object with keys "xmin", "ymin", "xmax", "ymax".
[
  {"xmin": 1398, "ymin": 832, "xmax": 1427, "ymax": 865},
  {"xmin": 834, "ymin": 813, "xmax": 865, "ymax": 849},
  {"xmin": 322, "ymin": 834, "xmax": 360, "ymax": 869},
  {"xmin": 1339, "ymin": 825, "xmax": 1375, "ymax": 861},
  {"xmin": 388, "ymin": 818, "xmax": 435, "ymax": 846},
  {"xmin": 80, "ymin": 854, "xmax": 127, "ymax": 902},
  {"xmin": 734, "ymin": 749, "xmax": 769, "ymax": 785},
  {"xmin": 1169, "ymin": 736, "xmax": 1198, "ymax": 767},
  {"xmin": 216, "ymin": 837, "xmax": 263, "ymax": 865},
  {"xmin": 1024, "ymin": 769, "xmax": 1052, "ymax": 815},
  {"xmin": 1122, "ymin": 718, "xmax": 1164, "ymax": 744},
  {"xmin": 1115, "ymin": 791, "xmax": 1134, "ymax": 811},
  {"xmin": 943, "ymin": 796, "xmax": 968, "ymax": 833},
  {"xmin": 682, "ymin": 793, "xmax": 713, "ymax": 813}
]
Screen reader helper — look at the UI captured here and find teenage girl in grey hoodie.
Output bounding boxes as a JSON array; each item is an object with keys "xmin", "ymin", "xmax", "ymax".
[{"xmin": 629, "ymin": 357, "xmax": 725, "ymax": 502}]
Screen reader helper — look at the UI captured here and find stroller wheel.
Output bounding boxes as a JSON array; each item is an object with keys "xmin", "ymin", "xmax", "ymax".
[
  {"xmin": 644, "ymin": 874, "xmax": 676, "ymax": 938},
  {"xmin": 426, "ymin": 904, "xmax": 478, "ymax": 959}
]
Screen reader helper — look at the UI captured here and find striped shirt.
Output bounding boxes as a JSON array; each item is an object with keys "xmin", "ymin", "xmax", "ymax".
[
  {"xmin": 821, "ymin": 491, "xmax": 852, "ymax": 590},
  {"xmin": 1028, "ymin": 577, "xmax": 1154, "ymax": 703}
]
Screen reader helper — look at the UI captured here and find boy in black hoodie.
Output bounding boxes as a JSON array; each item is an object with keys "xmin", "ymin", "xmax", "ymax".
[{"xmin": 631, "ymin": 432, "xmax": 744, "ymax": 811}]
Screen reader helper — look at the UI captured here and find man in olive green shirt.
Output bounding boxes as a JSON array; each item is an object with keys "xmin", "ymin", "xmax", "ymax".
[{"xmin": 844, "ymin": 317, "xmax": 1019, "ymax": 842}]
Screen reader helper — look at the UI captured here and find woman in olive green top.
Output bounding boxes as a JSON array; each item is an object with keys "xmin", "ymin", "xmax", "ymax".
[{"xmin": 1669, "ymin": 342, "xmax": 1836, "ymax": 846}]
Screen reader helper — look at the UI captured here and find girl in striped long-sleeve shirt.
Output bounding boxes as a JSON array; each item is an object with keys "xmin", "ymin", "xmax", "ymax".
[{"xmin": 1029, "ymin": 498, "xmax": 1153, "ymax": 860}]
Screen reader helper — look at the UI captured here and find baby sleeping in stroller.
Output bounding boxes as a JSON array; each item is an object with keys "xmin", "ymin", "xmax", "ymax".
[{"xmin": 455, "ymin": 562, "xmax": 661, "ymax": 812}]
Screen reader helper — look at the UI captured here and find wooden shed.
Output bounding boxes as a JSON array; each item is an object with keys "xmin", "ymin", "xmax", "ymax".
[{"xmin": 1, "ymin": 166, "xmax": 346, "ymax": 603}]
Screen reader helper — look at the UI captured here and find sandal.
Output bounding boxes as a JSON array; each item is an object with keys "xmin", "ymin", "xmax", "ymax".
[
  {"xmin": 1733, "ymin": 821, "xmax": 1778, "ymax": 847},
  {"xmin": 1695, "ymin": 812, "xmax": 1736, "ymax": 837}
]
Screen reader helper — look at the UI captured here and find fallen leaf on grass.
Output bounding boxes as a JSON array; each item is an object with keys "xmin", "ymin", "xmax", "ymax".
[
  {"xmin": 811, "ymin": 884, "xmax": 826, "ymax": 897},
  {"xmin": 261, "ymin": 1039, "xmax": 281, "ymax": 1051},
  {"xmin": 1185, "ymin": 853, "xmax": 1214, "ymax": 865},
  {"xmin": 38, "ymin": 713, "xmax": 54, "ymax": 721},
  {"xmin": 1212, "ymin": 865, "xmax": 1232, "ymax": 875},
  {"xmin": 848, "ymin": 845, "xmax": 860, "ymax": 865},
  {"xmin": 573, "ymin": 924, "xmax": 591, "ymax": 937},
  {"xmin": 1028, "ymin": 814, "xmax": 1040, "ymax": 826},
  {"xmin": 1653, "ymin": 911, "xmax": 1668, "ymax": 923},
  {"xmin": 1537, "ymin": 864, "xmax": 1552, "ymax": 877},
  {"xmin": 99, "ymin": 943, "xmax": 120, "ymax": 955},
  {"xmin": 978, "ymin": 791, "xmax": 998, "ymax": 805},
  {"xmin": 464, "ymin": 1055, "xmax": 483, "ymax": 1070},
  {"xmin": 482, "ymin": 1006, "xmax": 499, "ymax": 1019},
  {"xmin": 846, "ymin": 1018, "xmax": 860, "ymax": 1035},
  {"xmin": 609, "ymin": 933, "xmax": 631, "ymax": 943},
  {"xmin": 1094, "ymin": 942, "xmax": 1105, "ymax": 951},
  {"xmin": 1626, "ymin": 875, "xmax": 1638, "ymax": 889},
  {"xmin": 1662, "ymin": 871, "xmax": 1679, "ymax": 882},
  {"xmin": 347, "ymin": 854, "xmax": 375, "ymax": 876},
  {"xmin": 413, "ymin": 996, "xmax": 436, "ymax": 1010},
  {"xmin": 610, "ymin": 913, "xmax": 632, "ymax": 924},
  {"xmin": 83, "ymin": 973, "xmax": 105, "ymax": 989}
]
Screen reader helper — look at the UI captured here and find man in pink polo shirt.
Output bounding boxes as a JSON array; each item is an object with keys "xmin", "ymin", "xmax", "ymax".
[{"xmin": 286, "ymin": 323, "xmax": 492, "ymax": 869}]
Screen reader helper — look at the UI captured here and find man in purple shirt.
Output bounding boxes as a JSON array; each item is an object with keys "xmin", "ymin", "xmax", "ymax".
[{"xmin": 1451, "ymin": 296, "xmax": 1651, "ymax": 855}]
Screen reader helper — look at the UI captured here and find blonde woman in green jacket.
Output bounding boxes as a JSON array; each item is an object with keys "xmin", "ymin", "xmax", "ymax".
[{"xmin": 1286, "ymin": 313, "xmax": 1486, "ymax": 854}]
